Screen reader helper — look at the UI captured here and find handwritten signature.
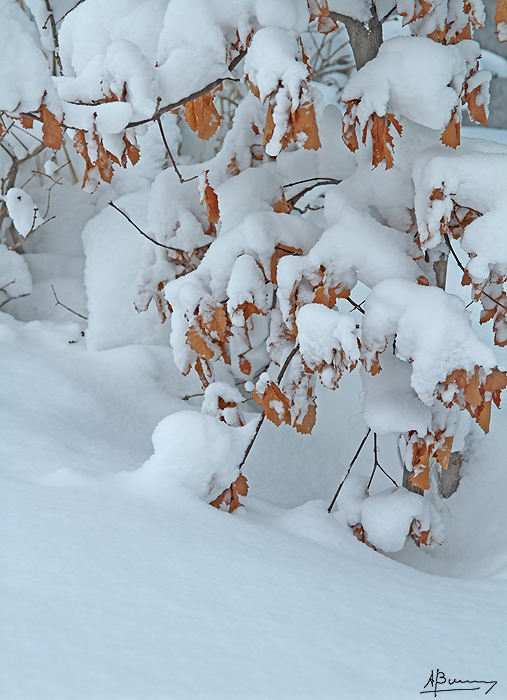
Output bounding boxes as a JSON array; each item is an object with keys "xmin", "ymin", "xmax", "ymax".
[{"xmin": 421, "ymin": 670, "xmax": 497, "ymax": 695}]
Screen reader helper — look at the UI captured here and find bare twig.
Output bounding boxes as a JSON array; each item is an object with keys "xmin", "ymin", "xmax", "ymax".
[
  {"xmin": 328, "ymin": 428, "xmax": 371, "ymax": 513},
  {"xmin": 56, "ymin": 0, "xmax": 86, "ymax": 24},
  {"xmin": 51, "ymin": 285, "xmax": 87, "ymax": 319},
  {"xmin": 367, "ymin": 433, "xmax": 398, "ymax": 489},
  {"xmin": 126, "ymin": 51, "xmax": 247, "ymax": 129},
  {"xmin": 157, "ymin": 118, "xmax": 197, "ymax": 184},
  {"xmin": 346, "ymin": 297, "xmax": 365, "ymax": 314},
  {"xmin": 43, "ymin": 0, "xmax": 63, "ymax": 74},
  {"xmin": 0, "ymin": 293, "xmax": 29, "ymax": 309},
  {"xmin": 238, "ymin": 344, "xmax": 300, "ymax": 471},
  {"xmin": 283, "ymin": 177, "xmax": 341, "ymax": 188},
  {"xmin": 108, "ymin": 201, "xmax": 179, "ymax": 251},
  {"xmin": 0, "ymin": 279, "xmax": 15, "ymax": 293}
]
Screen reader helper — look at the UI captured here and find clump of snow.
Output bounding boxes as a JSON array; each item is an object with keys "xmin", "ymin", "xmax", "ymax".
[
  {"xmin": 342, "ymin": 36, "xmax": 472, "ymax": 130},
  {"xmin": 361, "ymin": 279, "xmax": 498, "ymax": 405},
  {"xmin": 0, "ymin": 0, "xmax": 60, "ymax": 115},
  {"xmin": 413, "ymin": 143, "xmax": 507, "ymax": 282},
  {"xmin": 135, "ymin": 410, "xmax": 256, "ymax": 501},
  {"xmin": 3, "ymin": 188, "xmax": 42, "ymax": 238},
  {"xmin": 360, "ymin": 487, "xmax": 444, "ymax": 552}
]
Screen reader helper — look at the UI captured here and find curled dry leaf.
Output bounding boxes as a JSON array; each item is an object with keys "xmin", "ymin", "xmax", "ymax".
[{"xmin": 209, "ymin": 474, "xmax": 249, "ymax": 512}]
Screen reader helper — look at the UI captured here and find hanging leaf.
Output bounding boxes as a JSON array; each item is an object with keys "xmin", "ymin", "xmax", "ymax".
[
  {"xmin": 201, "ymin": 173, "xmax": 220, "ymax": 224},
  {"xmin": 184, "ymin": 90, "xmax": 222, "ymax": 140},
  {"xmin": 253, "ymin": 379, "xmax": 291, "ymax": 426},
  {"xmin": 238, "ymin": 354, "xmax": 252, "ymax": 375},
  {"xmin": 441, "ymin": 108, "xmax": 460, "ymax": 148},
  {"xmin": 40, "ymin": 104, "xmax": 63, "ymax": 150}
]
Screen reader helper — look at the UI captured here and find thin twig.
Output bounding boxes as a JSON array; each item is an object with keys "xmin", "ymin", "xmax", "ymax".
[
  {"xmin": 108, "ymin": 201, "xmax": 178, "ymax": 251},
  {"xmin": 56, "ymin": 0, "xmax": 86, "ymax": 24},
  {"xmin": 126, "ymin": 51, "xmax": 247, "ymax": 129},
  {"xmin": 238, "ymin": 344, "xmax": 300, "ymax": 471},
  {"xmin": 0, "ymin": 279, "xmax": 15, "ymax": 293},
  {"xmin": 283, "ymin": 177, "xmax": 341, "ymax": 188},
  {"xmin": 367, "ymin": 433, "xmax": 398, "ymax": 490},
  {"xmin": 43, "ymin": 0, "xmax": 63, "ymax": 74},
  {"xmin": 0, "ymin": 293, "xmax": 29, "ymax": 309},
  {"xmin": 51, "ymin": 285, "xmax": 87, "ymax": 319},
  {"xmin": 156, "ymin": 118, "xmax": 197, "ymax": 184},
  {"xmin": 328, "ymin": 428, "xmax": 371, "ymax": 513},
  {"xmin": 346, "ymin": 297, "xmax": 365, "ymax": 314}
]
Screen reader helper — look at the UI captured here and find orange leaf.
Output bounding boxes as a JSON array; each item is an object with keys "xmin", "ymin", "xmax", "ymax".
[
  {"xmin": 21, "ymin": 115, "xmax": 34, "ymax": 129},
  {"xmin": 123, "ymin": 136, "xmax": 140, "ymax": 165},
  {"xmin": 484, "ymin": 367, "xmax": 507, "ymax": 407},
  {"xmin": 477, "ymin": 399, "xmax": 491, "ymax": 433},
  {"xmin": 434, "ymin": 436, "xmax": 453, "ymax": 470},
  {"xmin": 253, "ymin": 380, "xmax": 291, "ymax": 426},
  {"xmin": 272, "ymin": 193, "xmax": 292, "ymax": 214},
  {"xmin": 441, "ymin": 109, "xmax": 460, "ymax": 148},
  {"xmin": 234, "ymin": 474, "xmax": 249, "ymax": 497},
  {"xmin": 238, "ymin": 354, "xmax": 252, "ymax": 375},
  {"xmin": 411, "ymin": 463, "xmax": 430, "ymax": 491},
  {"xmin": 342, "ymin": 100, "xmax": 359, "ymax": 152},
  {"xmin": 40, "ymin": 104, "xmax": 63, "ymax": 150},
  {"xmin": 202, "ymin": 174, "xmax": 220, "ymax": 224},
  {"xmin": 294, "ymin": 401, "xmax": 316, "ymax": 434},
  {"xmin": 292, "ymin": 103, "xmax": 321, "ymax": 151},
  {"xmin": 184, "ymin": 92, "xmax": 222, "ymax": 140},
  {"xmin": 464, "ymin": 367, "xmax": 482, "ymax": 409},
  {"xmin": 186, "ymin": 325, "xmax": 214, "ymax": 360},
  {"xmin": 465, "ymin": 84, "xmax": 488, "ymax": 126}
]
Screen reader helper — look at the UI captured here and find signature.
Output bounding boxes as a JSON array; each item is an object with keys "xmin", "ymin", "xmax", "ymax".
[{"xmin": 421, "ymin": 670, "xmax": 497, "ymax": 695}]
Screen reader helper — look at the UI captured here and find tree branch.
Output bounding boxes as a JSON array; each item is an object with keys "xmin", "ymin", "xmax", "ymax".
[
  {"xmin": 126, "ymin": 50, "xmax": 247, "ymax": 129},
  {"xmin": 328, "ymin": 428, "xmax": 371, "ymax": 513},
  {"xmin": 156, "ymin": 118, "xmax": 197, "ymax": 184},
  {"xmin": 238, "ymin": 344, "xmax": 300, "ymax": 471},
  {"xmin": 51, "ymin": 285, "xmax": 87, "ymax": 319}
]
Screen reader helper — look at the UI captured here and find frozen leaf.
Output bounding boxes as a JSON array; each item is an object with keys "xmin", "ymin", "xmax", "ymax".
[
  {"xmin": 40, "ymin": 104, "xmax": 63, "ymax": 150},
  {"xmin": 440, "ymin": 108, "xmax": 460, "ymax": 148},
  {"xmin": 495, "ymin": 0, "xmax": 507, "ymax": 40},
  {"xmin": 434, "ymin": 436, "xmax": 453, "ymax": 471},
  {"xmin": 186, "ymin": 325, "xmax": 214, "ymax": 361},
  {"xmin": 209, "ymin": 474, "xmax": 249, "ymax": 512},
  {"xmin": 292, "ymin": 103, "xmax": 321, "ymax": 151},
  {"xmin": 253, "ymin": 380, "xmax": 291, "ymax": 426},
  {"xmin": 238, "ymin": 354, "xmax": 252, "ymax": 376},
  {"xmin": 184, "ymin": 91, "xmax": 222, "ymax": 140},
  {"xmin": 201, "ymin": 175, "xmax": 220, "ymax": 224},
  {"xmin": 272, "ymin": 194, "xmax": 292, "ymax": 214},
  {"xmin": 123, "ymin": 135, "xmax": 140, "ymax": 166}
]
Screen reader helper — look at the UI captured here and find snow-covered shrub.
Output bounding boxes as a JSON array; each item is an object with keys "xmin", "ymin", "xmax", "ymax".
[{"xmin": 2, "ymin": 0, "xmax": 507, "ymax": 551}]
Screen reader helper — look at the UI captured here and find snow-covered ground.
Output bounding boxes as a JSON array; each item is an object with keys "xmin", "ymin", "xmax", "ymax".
[{"xmin": 1, "ymin": 126, "xmax": 506, "ymax": 700}]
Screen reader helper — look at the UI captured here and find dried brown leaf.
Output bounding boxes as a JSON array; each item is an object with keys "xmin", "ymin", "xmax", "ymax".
[
  {"xmin": 40, "ymin": 104, "xmax": 63, "ymax": 150},
  {"xmin": 184, "ymin": 92, "xmax": 222, "ymax": 140}
]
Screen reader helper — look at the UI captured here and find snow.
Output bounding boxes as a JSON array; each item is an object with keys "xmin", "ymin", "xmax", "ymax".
[
  {"xmin": 2, "ymin": 6, "xmax": 507, "ymax": 699},
  {"xmin": 361, "ymin": 279, "xmax": 498, "ymax": 405},
  {"xmin": 342, "ymin": 36, "xmax": 472, "ymax": 130}
]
